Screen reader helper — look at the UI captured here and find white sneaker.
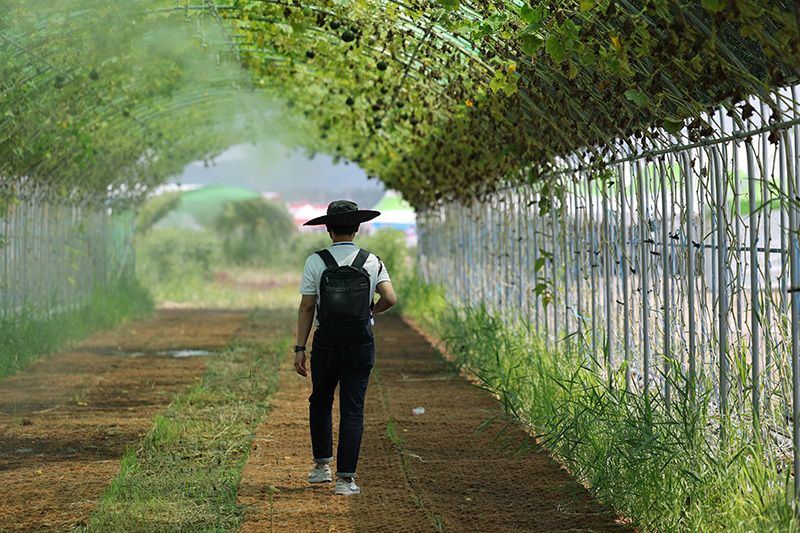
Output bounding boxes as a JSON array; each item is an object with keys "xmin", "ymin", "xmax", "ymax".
[
  {"xmin": 308, "ymin": 463, "xmax": 332, "ymax": 483},
  {"xmin": 334, "ymin": 477, "xmax": 360, "ymax": 495}
]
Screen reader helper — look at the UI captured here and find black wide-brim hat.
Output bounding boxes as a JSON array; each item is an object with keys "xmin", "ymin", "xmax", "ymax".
[{"xmin": 303, "ymin": 199, "xmax": 381, "ymax": 226}]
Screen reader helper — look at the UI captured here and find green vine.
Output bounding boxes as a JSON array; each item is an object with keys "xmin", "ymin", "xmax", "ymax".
[{"xmin": 2, "ymin": 0, "xmax": 798, "ymax": 209}]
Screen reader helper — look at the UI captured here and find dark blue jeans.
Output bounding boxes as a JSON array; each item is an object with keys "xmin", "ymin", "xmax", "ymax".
[{"xmin": 309, "ymin": 332, "xmax": 374, "ymax": 478}]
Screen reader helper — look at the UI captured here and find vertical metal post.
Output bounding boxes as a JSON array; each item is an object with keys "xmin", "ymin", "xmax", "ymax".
[
  {"xmin": 710, "ymin": 149, "xmax": 719, "ymax": 354},
  {"xmin": 525, "ymin": 187, "xmax": 533, "ymax": 326},
  {"xmin": 747, "ymin": 137, "xmax": 761, "ymax": 435},
  {"xmin": 790, "ymin": 132, "xmax": 800, "ymax": 506},
  {"xmin": 518, "ymin": 190, "xmax": 525, "ymax": 317},
  {"xmin": 785, "ymin": 86, "xmax": 800, "ymax": 503},
  {"xmin": 660, "ymin": 157, "xmax": 672, "ymax": 410},
  {"xmin": 603, "ymin": 177, "xmax": 613, "ymax": 384},
  {"xmin": 713, "ymin": 147, "xmax": 730, "ymax": 444},
  {"xmin": 731, "ymin": 109, "xmax": 743, "ymax": 339},
  {"xmin": 621, "ymin": 162, "xmax": 632, "ymax": 390},
  {"xmin": 683, "ymin": 152, "xmax": 698, "ymax": 389},
  {"xmin": 563, "ymin": 181, "xmax": 572, "ymax": 337},
  {"xmin": 636, "ymin": 161, "xmax": 652, "ymax": 393},
  {"xmin": 533, "ymin": 190, "xmax": 541, "ymax": 335},
  {"xmin": 574, "ymin": 178, "xmax": 583, "ymax": 340},
  {"xmin": 551, "ymin": 183, "xmax": 559, "ymax": 343},
  {"xmin": 781, "ymin": 125, "xmax": 789, "ymax": 322},
  {"xmin": 589, "ymin": 176, "xmax": 599, "ymax": 366},
  {"xmin": 763, "ymin": 132, "xmax": 773, "ymax": 412}
]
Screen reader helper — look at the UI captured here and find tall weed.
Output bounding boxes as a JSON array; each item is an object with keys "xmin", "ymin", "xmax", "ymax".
[
  {"xmin": 0, "ymin": 280, "xmax": 153, "ymax": 378},
  {"xmin": 410, "ymin": 289, "xmax": 800, "ymax": 532}
]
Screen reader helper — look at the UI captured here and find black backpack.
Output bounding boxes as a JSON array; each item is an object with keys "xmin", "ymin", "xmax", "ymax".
[{"xmin": 315, "ymin": 248, "xmax": 373, "ymax": 346}]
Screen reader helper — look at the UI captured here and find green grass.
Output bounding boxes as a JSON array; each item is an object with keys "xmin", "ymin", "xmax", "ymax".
[
  {"xmin": 83, "ymin": 308, "xmax": 294, "ymax": 532},
  {"xmin": 0, "ymin": 280, "xmax": 154, "ymax": 378},
  {"xmin": 402, "ymin": 282, "xmax": 800, "ymax": 533},
  {"xmin": 141, "ymin": 266, "xmax": 303, "ymax": 309},
  {"xmin": 135, "ymin": 228, "xmax": 418, "ymax": 310}
]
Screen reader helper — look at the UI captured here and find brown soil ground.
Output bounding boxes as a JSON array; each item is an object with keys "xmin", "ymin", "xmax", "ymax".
[
  {"xmin": 0, "ymin": 309, "xmax": 250, "ymax": 532},
  {"xmin": 238, "ymin": 314, "xmax": 635, "ymax": 533},
  {"xmin": 0, "ymin": 309, "xmax": 635, "ymax": 532}
]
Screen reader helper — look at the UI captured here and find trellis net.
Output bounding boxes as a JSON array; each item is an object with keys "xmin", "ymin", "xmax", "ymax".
[
  {"xmin": 0, "ymin": 188, "xmax": 136, "ymax": 319},
  {"xmin": 419, "ymin": 86, "xmax": 800, "ymax": 473}
]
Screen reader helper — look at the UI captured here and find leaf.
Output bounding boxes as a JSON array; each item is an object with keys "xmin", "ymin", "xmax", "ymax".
[
  {"xmin": 534, "ymin": 257, "xmax": 546, "ymax": 272},
  {"xmin": 545, "ymin": 35, "xmax": 568, "ymax": 63},
  {"xmin": 439, "ymin": 0, "xmax": 460, "ymax": 10},
  {"xmin": 521, "ymin": 34, "xmax": 544, "ymax": 56},
  {"xmin": 624, "ymin": 89, "xmax": 648, "ymax": 106},
  {"xmin": 504, "ymin": 80, "xmax": 518, "ymax": 95},
  {"xmin": 520, "ymin": 22, "xmax": 542, "ymax": 35},
  {"xmin": 579, "ymin": 48, "xmax": 596, "ymax": 66},
  {"xmin": 580, "ymin": 0, "xmax": 597, "ymax": 11},
  {"xmin": 290, "ymin": 21, "xmax": 308, "ymax": 33},
  {"xmin": 662, "ymin": 118, "xmax": 684, "ymax": 133},
  {"xmin": 519, "ymin": 5, "xmax": 537, "ymax": 23},
  {"xmin": 701, "ymin": 0, "xmax": 725, "ymax": 14}
]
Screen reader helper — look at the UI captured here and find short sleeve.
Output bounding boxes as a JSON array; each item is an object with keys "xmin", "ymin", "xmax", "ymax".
[
  {"xmin": 376, "ymin": 257, "xmax": 391, "ymax": 284},
  {"xmin": 299, "ymin": 256, "xmax": 318, "ymax": 295}
]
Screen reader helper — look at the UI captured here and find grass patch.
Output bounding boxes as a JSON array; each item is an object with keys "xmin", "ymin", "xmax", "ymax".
[
  {"xmin": 136, "ymin": 228, "xmax": 417, "ymax": 311},
  {"xmin": 404, "ymin": 283, "xmax": 800, "ymax": 533},
  {"xmin": 83, "ymin": 307, "xmax": 294, "ymax": 531},
  {"xmin": 0, "ymin": 280, "xmax": 153, "ymax": 379},
  {"xmin": 144, "ymin": 266, "xmax": 303, "ymax": 309}
]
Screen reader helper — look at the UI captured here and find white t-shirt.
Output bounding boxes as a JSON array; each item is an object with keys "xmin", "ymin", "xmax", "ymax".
[{"xmin": 299, "ymin": 242, "xmax": 391, "ymax": 326}]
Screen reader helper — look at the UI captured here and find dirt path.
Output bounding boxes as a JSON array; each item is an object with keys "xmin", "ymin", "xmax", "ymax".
[
  {"xmin": 0, "ymin": 309, "xmax": 249, "ymax": 532},
  {"xmin": 0, "ymin": 309, "xmax": 633, "ymax": 532},
  {"xmin": 238, "ymin": 314, "xmax": 633, "ymax": 532}
]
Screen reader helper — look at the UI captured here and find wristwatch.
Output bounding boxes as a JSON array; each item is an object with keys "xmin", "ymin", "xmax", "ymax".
[{"xmin": 294, "ymin": 345, "xmax": 306, "ymax": 352}]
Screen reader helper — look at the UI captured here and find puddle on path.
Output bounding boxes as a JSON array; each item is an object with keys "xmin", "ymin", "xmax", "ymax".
[
  {"xmin": 107, "ymin": 350, "xmax": 217, "ymax": 358},
  {"xmin": 161, "ymin": 350, "xmax": 216, "ymax": 358}
]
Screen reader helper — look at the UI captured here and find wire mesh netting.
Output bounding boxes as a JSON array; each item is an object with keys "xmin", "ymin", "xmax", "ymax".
[
  {"xmin": 419, "ymin": 86, "xmax": 800, "ymax": 475},
  {"xmin": 0, "ymin": 189, "xmax": 136, "ymax": 319}
]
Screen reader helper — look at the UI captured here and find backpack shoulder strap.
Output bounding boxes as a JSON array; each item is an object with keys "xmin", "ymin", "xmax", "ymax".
[
  {"xmin": 352, "ymin": 248, "xmax": 370, "ymax": 269},
  {"xmin": 315, "ymin": 249, "xmax": 338, "ymax": 269}
]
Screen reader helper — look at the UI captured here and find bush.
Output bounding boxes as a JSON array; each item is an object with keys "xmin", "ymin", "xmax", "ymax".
[
  {"xmin": 213, "ymin": 198, "xmax": 296, "ymax": 266},
  {"xmin": 358, "ymin": 229, "xmax": 420, "ymax": 315},
  {"xmin": 0, "ymin": 280, "xmax": 153, "ymax": 378},
  {"xmin": 136, "ymin": 228, "xmax": 223, "ymax": 283},
  {"xmin": 359, "ymin": 229, "xmax": 414, "ymax": 281},
  {"xmin": 283, "ymin": 232, "xmax": 332, "ymax": 269}
]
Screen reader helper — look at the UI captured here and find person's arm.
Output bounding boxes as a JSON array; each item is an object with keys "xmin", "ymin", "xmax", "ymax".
[
  {"xmin": 294, "ymin": 294, "xmax": 316, "ymax": 377},
  {"xmin": 372, "ymin": 281, "xmax": 397, "ymax": 315}
]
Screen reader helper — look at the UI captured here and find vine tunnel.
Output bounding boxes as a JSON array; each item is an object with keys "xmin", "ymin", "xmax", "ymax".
[
  {"xmin": 5, "ymin": 1, "xmax": 800, "ymax": 528},
  {"xmin": 2, "ymin": 0, "xmax": 798, "ymax": 209}
]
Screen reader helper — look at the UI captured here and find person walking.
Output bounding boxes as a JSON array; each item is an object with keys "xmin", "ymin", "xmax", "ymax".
[{"xmin": 293, "ymin": 200, "xmax": 397, "ymax": 495}]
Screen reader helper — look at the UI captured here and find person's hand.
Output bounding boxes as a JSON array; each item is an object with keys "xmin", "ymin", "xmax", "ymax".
[{"xmin": 294, "ymin": 350, "xmax": 307, "ymax": 377}]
